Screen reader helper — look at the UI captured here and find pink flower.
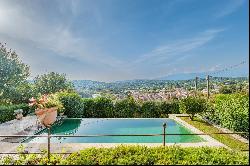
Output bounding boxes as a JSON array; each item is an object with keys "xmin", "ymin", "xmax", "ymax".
[
  {"xmin": 29, "ymin": 102, "xmax": 35, "ymax": 106},
  {"xmin": 29, "ymin": 97, "xmax": 36, "ymax": 102}
]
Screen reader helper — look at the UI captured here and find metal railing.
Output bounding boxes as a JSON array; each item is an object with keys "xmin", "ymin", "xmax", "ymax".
[{"xmin": 0, "ymin": 123, "xmax": 249, "ymax": 161}]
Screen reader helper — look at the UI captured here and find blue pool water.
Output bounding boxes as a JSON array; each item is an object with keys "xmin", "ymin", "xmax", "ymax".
[{"xmin": 24, "ymin": 118, "xmax": 205, "ymax": 143}]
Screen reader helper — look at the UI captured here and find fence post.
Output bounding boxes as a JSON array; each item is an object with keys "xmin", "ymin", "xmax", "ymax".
[
  {"xmin": 47, "ymin": 126, "xmax": 51, "ymax": 162},
  {"xmin": 163, "ymin": 123, "xmax": 166, "ymax": 146},
  {"xmin": 195, "ymin": 77, "xmax": 198, "ymax": 96},
  {"xmin": 206, "ymin": 75, "xmax": 210, "ymax": 99}
]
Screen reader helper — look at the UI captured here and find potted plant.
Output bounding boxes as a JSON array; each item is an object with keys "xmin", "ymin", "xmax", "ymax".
[
  {"xmin": 29, "ymin": 94, "xmax": 64, "ymax": 127},
  {"xmin": 13, "ymin": 109, "xmax": 23, "ymax": 120}
]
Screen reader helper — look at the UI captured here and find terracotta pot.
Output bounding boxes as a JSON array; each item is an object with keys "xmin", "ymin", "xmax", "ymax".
[
  {"xmin": 35, "ymin": 109, "xmax": 46, "ymax": 123},
  {"xmin": 35, "ymin": 109, "xmax": 46, "ymax": 116},
  {"xmin": 35, "ymin": 107, "xmax": 57, "ymax": 127},
  {"xmin": 43, "ymin": 107, "xmax": 57, "ymax": 126}
]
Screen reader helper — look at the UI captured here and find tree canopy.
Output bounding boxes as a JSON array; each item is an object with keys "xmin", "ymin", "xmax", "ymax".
[
  {"xmin": 0, "ymin": 43, "xmax": 30, "ymax": 103},
  {"xmin": 34, "ymin": 72, "xmax": 73, "ymax": 94}
]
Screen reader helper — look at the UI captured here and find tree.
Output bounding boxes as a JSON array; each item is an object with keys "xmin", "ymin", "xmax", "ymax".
[
  {"xmin": 34, "ymin": 72, "xmax": 73, "ymax": 94},
  {"xmin": 9, "ymin": 82, "xmax": 36, "ymax": 103},
  {"xmin": 179, "ymin": 97, "xmax": 207, "ymax": 120},
  {"xmin": 0, "ymin": 43, "xmax": 30, "ymax": 103}
]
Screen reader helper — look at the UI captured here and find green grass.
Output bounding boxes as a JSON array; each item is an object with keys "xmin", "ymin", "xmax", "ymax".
[{"xmin": 179, "ymin": 116, "xmax": 249, "ymax": 151}]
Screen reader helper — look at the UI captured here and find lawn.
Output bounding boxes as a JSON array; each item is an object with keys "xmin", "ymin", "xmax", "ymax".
[{"xmin": 179, "ymin": 116, "xmax": 249, "ymax": 151}]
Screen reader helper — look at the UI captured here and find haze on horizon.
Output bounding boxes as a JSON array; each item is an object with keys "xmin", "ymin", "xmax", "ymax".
[{"xmin": 0, "ymin": 0, "xmax": 249, "ymax": 82}]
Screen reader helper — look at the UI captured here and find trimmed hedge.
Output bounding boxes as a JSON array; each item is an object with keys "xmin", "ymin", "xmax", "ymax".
[
  {"xmin": 80, "ymin": 97, "xmax": 115, "ymax": 118},
  {"xmin": 57, "ymin": 91, "xmax": 83, "ymax": 118},
  {"xmin": 114, "ymin": 97, "xmax": 139, "ymax": 118},
  {"xmin": 160, "ymin": 100, "xmax": 180, "ymax": 115},
  {"xmin": 0, "ymin": 145, "xmax": 248, "ymax": 165},
  {"xmin": 57, "ymin": 92, "xmax": 180, "ymax": 118},
  {"xmin": 0, "ymin": 104, "xmax": 30, "ymax": 123}
]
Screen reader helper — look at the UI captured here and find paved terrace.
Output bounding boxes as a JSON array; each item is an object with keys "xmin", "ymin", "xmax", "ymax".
[{"xmin": 0, "ymin": 116, "xmax": 40, "ymax": 155}]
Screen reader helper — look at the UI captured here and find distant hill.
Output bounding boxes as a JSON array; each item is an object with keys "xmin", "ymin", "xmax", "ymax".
[
  {"xmin": 156, "ymin": 72, "xmax": 249, "ymax": 80},
  {"xmin": 156, "ymin": 73, "xmax": 207, "ymax": 80}
]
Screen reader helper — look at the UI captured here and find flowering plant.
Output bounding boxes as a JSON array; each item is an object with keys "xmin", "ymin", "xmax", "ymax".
[{"xmin": 29, "ymin": 94, "xmax": 64, "ymax": 111}]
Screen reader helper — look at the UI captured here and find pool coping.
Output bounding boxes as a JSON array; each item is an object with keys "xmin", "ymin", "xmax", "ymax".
[{"xmin": 0, "ymin": 116, "xmax": 228, "ymax": 155}]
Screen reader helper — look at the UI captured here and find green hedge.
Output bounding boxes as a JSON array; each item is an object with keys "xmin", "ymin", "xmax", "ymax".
[
  {"xmin": 81, "ymin": 97, "xmax": 114, "ymax": 118},
  {"xmin": 114, "ymin": 97, "xmax": 139, "ymax": 118},
  {"xmin": 57, "ymin": 91, "xmax": 83, "ymax": 118},
  {"xmin": 58, "ymin": 92, "xmax": 180, "ymax": 118},
  {"xmin": 0, "ymin": 104, "xmax": 30, "ymax": 123},
  {"xmin": 160, "ymin": 100, "xmax": 180, "ymax": 115},
  {"xmin": 0, "ymin": 146, "xmax": 248, "ymax": 165},
  {"xmin": 205, "ymin": 94, "xmax": 249, "ymax": 136}
]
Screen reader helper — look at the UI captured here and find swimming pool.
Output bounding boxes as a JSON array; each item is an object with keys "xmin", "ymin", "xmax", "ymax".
[{"xmin": 24, "ymin": 118, "xmax": 205, "ymax": 143}]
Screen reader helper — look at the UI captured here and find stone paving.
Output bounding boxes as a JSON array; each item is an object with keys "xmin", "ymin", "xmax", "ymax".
[
  {"xmin": 0, "ymin": 116, "xmax": 38, "ymax": 141},
  {"xmin": 0, "ymin": 116, "xmax": 40, "ymax": 157}
]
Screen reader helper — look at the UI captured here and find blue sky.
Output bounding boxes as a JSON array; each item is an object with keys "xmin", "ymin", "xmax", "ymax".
[{"xmin": 0, "ymin": 0, "xmax": 249, "ymax": 81}]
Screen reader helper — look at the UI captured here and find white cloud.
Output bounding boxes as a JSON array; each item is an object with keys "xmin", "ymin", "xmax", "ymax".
[
  {"xmin": 0, "ymin": 1, "xmax": 121, "ymax": 67},
  {"xmin": 132, "ymin": 28, "xmax": 225, "ymax": 65},
  {"xmin": 0, "ymin": 0, "xmax": 126, "ymax": 81},
  {"xmin": 119, "ymin": 28, "xmax": 226, "ymax": 80}
]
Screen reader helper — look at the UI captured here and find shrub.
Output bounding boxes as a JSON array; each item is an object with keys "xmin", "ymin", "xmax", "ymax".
[
  {"xmin": 0, "ymin": 104, "xmax": 30, "ymax": 123},
  {"xmin": 57, "ymin": 92, "xmax": 83, "ymax": 118},
  {"xmin": 81, "ymin": 98, "xmax": 95, "ymax": 118},
  {"xmin": 159, "ymin": 100, "xmax": 180, "ymax": 117},
  {"xmin": 54, "ymin": 92, "xmax": 181, "ymax": 118},
  {"xmin": 82, "ymin": 97, "xmax": 114, "ymax": 118},
  {"xmin": 140, "ymin": 101, "xmax": 161, "ymax": 118},
  {"xmin": 114, "ymin": 97, "xmax": 139, "ymax": 118},
  {"xmin": 0, "ymin": 145, "xmax": 248, "ymax": 165},
  {"xmin": 93, "ymin": 97, "xmax": 114, "ymax": 118},
  {"xmin": 219, "ymin": 85, "xmax": 233, "ymax": 94},
  {"xmin": 179, "ymin": 97, "xmax": 207, "ymax": 120},
  {"xmin": 205, "ymin": 94, "xmax": 249, "ymax": 137}
]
